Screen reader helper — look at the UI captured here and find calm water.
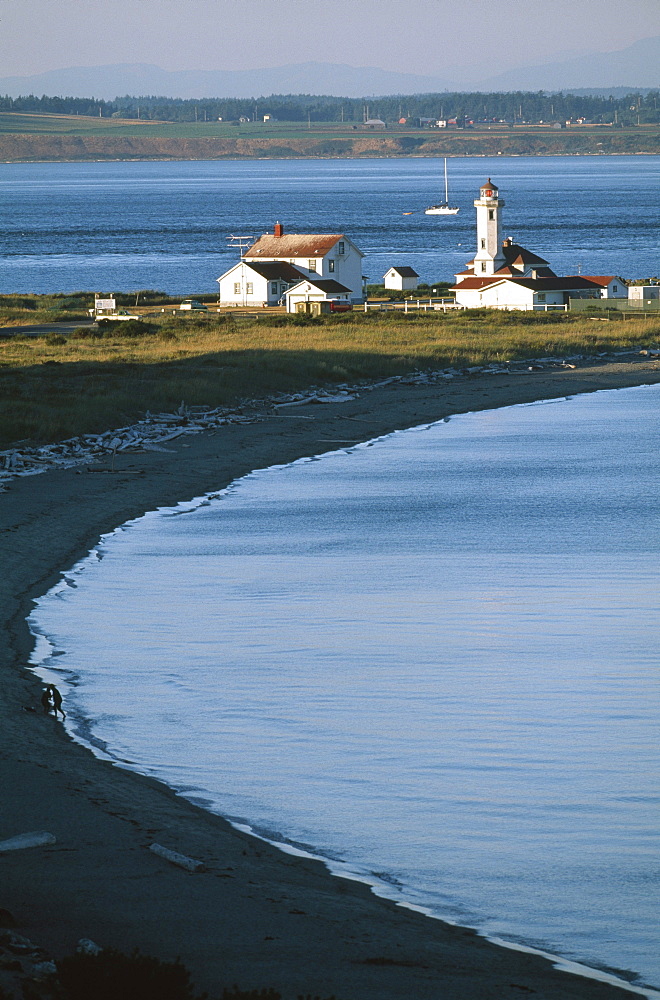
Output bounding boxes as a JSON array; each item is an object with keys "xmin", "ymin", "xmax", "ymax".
[
  {"xmin": 1, "ymin": 156, "xmax": 659, "ymax": 294},
  {"xmin": 31, "ymin": 385, "xmax": 660, "ymax": 992}
]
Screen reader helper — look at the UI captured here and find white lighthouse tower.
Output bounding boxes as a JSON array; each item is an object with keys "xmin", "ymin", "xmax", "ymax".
[{"xmin": 473, "ymin": 179, "xmax": 506, "ymax": 275}]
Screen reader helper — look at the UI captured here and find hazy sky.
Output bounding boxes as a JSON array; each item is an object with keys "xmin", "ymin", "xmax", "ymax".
[{"xmin": 2, "ymin": 0, "xmax": 658, "ymax": 79}]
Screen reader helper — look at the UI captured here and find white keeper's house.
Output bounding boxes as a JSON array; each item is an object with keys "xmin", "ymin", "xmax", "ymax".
[
  {"xmin": 452, "ymin": 180, "xmax": 624, "ymax": 310},
  {"xmin": 217, "ymin": 222, "xmax": 365, "ymax": 307}
]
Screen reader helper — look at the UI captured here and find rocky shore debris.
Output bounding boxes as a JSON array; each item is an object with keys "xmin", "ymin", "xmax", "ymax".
[
  {"xmin": 0, "ymin": 831, "xmax": 57, "ymax": 853},
  {"xmin": 0, "ymin": 349, "xmax": 652, "ymax": 491},
  {"xmin": 149, "ymin": 842, "xmax": 206, "ymax": 872},
  {"xmin": 0, "ymin": 931, "xmax": 104, "ymax": 1000},
  {"xmin": 0, "ymin": 928, "xmax": 57, "ymax": 998},
  {"xmin": 0, "ymin": 402, "xmax": 254, "ymax": 490}
]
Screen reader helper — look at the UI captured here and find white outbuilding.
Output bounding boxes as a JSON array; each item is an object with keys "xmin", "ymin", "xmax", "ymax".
[
  {"xmin": 285, "ymin": 278, "xmax": 353, "ymax": 315},
  {"xmin": 383, "ymin": 266, "xmax": 419, "ymax": 291}
]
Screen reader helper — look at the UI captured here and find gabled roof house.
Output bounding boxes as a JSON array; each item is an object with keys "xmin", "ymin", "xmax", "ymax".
[
  {"xmin": 217, "ymin": 259, "xmax": 306, "ymax": 307},
  {"xmin": 217, "ymin": 222, "xmax": 365, "ymax": 307}
]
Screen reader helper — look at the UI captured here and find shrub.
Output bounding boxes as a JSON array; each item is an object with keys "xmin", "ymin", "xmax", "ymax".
[
  {"xmin": 56, "ymin": 948, "xmax": 204, "ymax": 1000},
  {"xmin": 221, "ymin": 990, "xmax": 281, "ymax": 1000},
  {"xmin": 96, "ymin": 319, "xmax": 157, "ymax": 337},
  {"xmin": 45, "ymin": 334, "xmax": 67, "ymax": 346},
  {"xmin": 71, "ymin": 326, "xmax": 104, "ymax": 339}
]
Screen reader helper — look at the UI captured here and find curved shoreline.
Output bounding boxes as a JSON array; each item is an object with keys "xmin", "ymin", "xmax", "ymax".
[{"xmin": 2, "ymin": 355, "xmax": 660, "ymax": 999}]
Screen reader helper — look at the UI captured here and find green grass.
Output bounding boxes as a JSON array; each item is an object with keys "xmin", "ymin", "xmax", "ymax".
[
  {"xmin": 1, "ymin": 309, "xmax": 658, "ymax": 449},
  {"xmin": 0, "ymin": 292, "xmax": 94, "ymax": 325},
  {"xmin": 0, "ymin": 112, "xmax": 653, "ymax": 143}
]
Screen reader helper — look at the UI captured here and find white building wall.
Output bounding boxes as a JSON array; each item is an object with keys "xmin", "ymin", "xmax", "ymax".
[
  {"xmin": 217, "ymin": 263, "xmax": 289, "ymax": 307},
  {"xmin": 629, "ymin": 285, "xmax": 659, "ymax": 300},
  {"xmin": 384, "ymin": 269, "xmax": 418, "ymax": 291},
  {"xmin": 473, "ymin": 182, "xmax": 506, "ymax": 276},
  {"xmin": 285, "ymin": 282, "xmax": 351, "ymax": 313},
  {"xmin": 245, "ymin": 239, "xmax": 364, "ymax": 303},
  {"xmin": 455, "ymin": 282, "xmax": 567, "ymax": 310}
]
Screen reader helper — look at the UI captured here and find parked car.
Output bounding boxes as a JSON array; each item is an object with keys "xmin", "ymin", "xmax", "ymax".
[{"xmin": 179, "ymin": 299, "xmax": 208, "ymax": 311}]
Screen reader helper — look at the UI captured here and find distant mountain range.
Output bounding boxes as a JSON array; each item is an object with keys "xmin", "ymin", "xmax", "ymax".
[
  {"xmin": 0, "ymin": 62, "xmax": 454, "ymax": 101},
  {"xmin": 1, "ymin": 36, "xmax": 658, "ymax": 100},
  {"xmin": 479, "ymin": 36, "xmax": 660, "ymax": 92}
]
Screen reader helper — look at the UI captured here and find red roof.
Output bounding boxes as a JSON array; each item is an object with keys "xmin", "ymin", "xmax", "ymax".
[
  {"xmin": 245, "ymin": 233, "xmax": 361, "ymax": 259},
  {"xmin": 566, "ymin": 275, "xmax": 626, "ymax": 286},
  {"xmin": 450, "ymin": 277, "xmax": 503, "ymax": 290},
  {"xmin": 509, "ymin": 277, "xmax": 603, "ymax": 291},
  {"xmin": 452, "ymin": 276, "xmax": 604, "ymax": 292}
]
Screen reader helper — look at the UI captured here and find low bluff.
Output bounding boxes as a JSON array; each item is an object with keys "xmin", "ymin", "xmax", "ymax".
[{"xmin": 1, "ymin": 131, "xmax": 659, "ymax": 161}]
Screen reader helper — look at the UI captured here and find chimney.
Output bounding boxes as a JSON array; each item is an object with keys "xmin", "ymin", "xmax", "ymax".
[{"xmin": 274, "ymin": 221, "xmax": 284, "ymax": 238}]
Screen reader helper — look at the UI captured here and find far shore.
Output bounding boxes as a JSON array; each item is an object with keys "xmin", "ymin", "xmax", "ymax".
[
  {"xmin": 2, "ymin": 355, "xmax": 660, "ymax": 1000},
  {"xmin": 1, "ymin": 131, "xmax": 659, "ymax": 163}
]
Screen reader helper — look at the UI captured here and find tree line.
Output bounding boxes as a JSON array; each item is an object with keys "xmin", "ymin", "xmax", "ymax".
[{"xmin": 1, "ymin": 90, "xmax": 658, "ymax": 125}]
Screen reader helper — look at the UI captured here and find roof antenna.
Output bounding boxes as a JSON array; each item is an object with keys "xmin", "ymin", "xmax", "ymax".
[{"xmin": 227, "ymin": 234, "xmax": 255, "ymax": 258}]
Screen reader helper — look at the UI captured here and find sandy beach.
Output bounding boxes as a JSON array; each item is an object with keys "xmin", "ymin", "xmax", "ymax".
[{"xmin": 2, "ymin": 354, "xmax": 660, "ymax": 1000}]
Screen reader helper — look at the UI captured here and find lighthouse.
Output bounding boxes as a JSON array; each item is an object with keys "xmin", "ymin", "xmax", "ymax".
[{"xmin": 473, "ymin": 179, "xmax": 506, "ymax": 275}]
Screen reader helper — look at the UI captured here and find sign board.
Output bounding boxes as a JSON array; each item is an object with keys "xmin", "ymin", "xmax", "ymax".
[{"xmin": 95, "ymin": 298, "xmax": 116, "ymax": 311}]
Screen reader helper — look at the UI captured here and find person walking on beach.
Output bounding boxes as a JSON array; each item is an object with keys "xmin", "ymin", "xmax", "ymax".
[
  {"xmin": 50, "ymin": 685, "xmax": 66, "ymax": 720},
  {"xmin": 40, "ymin": 687, "xmax": 53, "ymax": 715}
]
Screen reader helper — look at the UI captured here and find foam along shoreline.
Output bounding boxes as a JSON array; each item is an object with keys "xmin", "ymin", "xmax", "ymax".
[
  {"xmin": 2, "ymin": 355, "xmax": 660, "ymax": 1000},
  {"xmin": 25, "ymin": 390, "xmax": 660, "ymax": 1000}
]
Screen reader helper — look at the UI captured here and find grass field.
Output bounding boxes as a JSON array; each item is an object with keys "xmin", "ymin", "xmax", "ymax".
[
  {"xmin": 0, "ymin": 111, "xmax": 656, "ymax": 148},
  {"xmin": 1, "ymin": 309, "xmax": 658, "ymax": 448}
]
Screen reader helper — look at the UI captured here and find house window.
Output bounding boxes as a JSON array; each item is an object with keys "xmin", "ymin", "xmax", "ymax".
[
  {"xmin": 280, "ymin": 284, "xmax": 287, "ymax": 294},
  {"xmin": 613, "ymin": 284, "xmax": 618, "ymax": 292},
  {"xmin": 308, "ymin": 259, "xmax": 317, "ymax": 272},
  {"xmin": 480, "ymin": 238, "xmax": 486, "ymax": 249},
  {"xmin": 328, "ymin": 260, "xmax": 335, "ymax": 272},
  {"xmin": 338, "ymin": 242, "xmax": 345, "ymax": 255},
  {"xmin": 233, "ymin": 282, "xmax": 240, "ymax": 294},
  {"xmin": 246, "ymin": 283, "xmax": 253, "ymax": 295},
  {"xmin": 271, "ymin": 282, "xmax": 278, "ymax": 295},
  {"xmin": 488, "ymin": 210, "xmax": 494, "ymax": 220},
  {"xmin": 481, "ymin": 262, "xmax": 487, "ymax": 272},
  {"xmin": 537, "ymin": 293, "xmax": 546, "ymax": 302}
]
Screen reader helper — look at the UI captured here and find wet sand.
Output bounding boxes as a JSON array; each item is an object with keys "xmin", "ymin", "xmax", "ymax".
[{"xmin": 2, "ymin": 355, "xmax": 659, "ymax": 1000}]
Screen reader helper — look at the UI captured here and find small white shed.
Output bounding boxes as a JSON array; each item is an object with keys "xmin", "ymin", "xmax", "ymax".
[
  {"xmin": 384, "ymin": 266, "xmax": 420, "ymax": 291},
  {"xmin": 285, "ymin": 278, "xmax": 352, "ymax": 315},
  {"xmin": 628, "ymin": 285, "xmax": 659, "ymax": 300}
]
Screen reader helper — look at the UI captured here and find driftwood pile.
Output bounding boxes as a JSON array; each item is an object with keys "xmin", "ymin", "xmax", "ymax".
[
  {"xmin": 0, "ymin": 402, "xmax": 257, "ymax": 491},
  {"xmin": 0, "ymin": 350, "xmax": 651, "ymax": 491}
]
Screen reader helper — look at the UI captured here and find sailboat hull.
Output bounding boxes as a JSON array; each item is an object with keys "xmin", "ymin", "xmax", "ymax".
[{"xmin": 425, "ymin": 157, "xmax": 460, "ymax": 215}]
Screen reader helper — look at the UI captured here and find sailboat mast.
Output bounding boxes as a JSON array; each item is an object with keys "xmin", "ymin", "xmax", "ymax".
[{"xmin": 444, "ymin": 158, "xmax": 448, "ymax": 203}]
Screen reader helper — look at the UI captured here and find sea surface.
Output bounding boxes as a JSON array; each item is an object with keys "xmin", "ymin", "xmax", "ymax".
[
  {"xmin": 30, "ymin": 384, "xmax": 660, "ymax": 993},
  {"xmin": 1, "ymin": 155, "xmax": 659, "ymax": 294}
]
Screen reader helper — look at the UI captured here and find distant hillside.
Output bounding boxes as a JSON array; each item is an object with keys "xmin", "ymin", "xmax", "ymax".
[
  {"xmin": 0, "ymin": 36, "xmax": 658, "ymax": 103},
  {"xmin": 0, "ymin": 62, "xmax": 456, "ymax": 101},
  {"xmin": 481, "ymin": 36, "xmax": 660, "ymax": 91}
]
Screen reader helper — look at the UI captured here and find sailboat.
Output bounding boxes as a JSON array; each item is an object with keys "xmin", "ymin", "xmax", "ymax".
[{"xmin": 425, "ymin": 158, "xmax": 460, "ymax": 215}]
